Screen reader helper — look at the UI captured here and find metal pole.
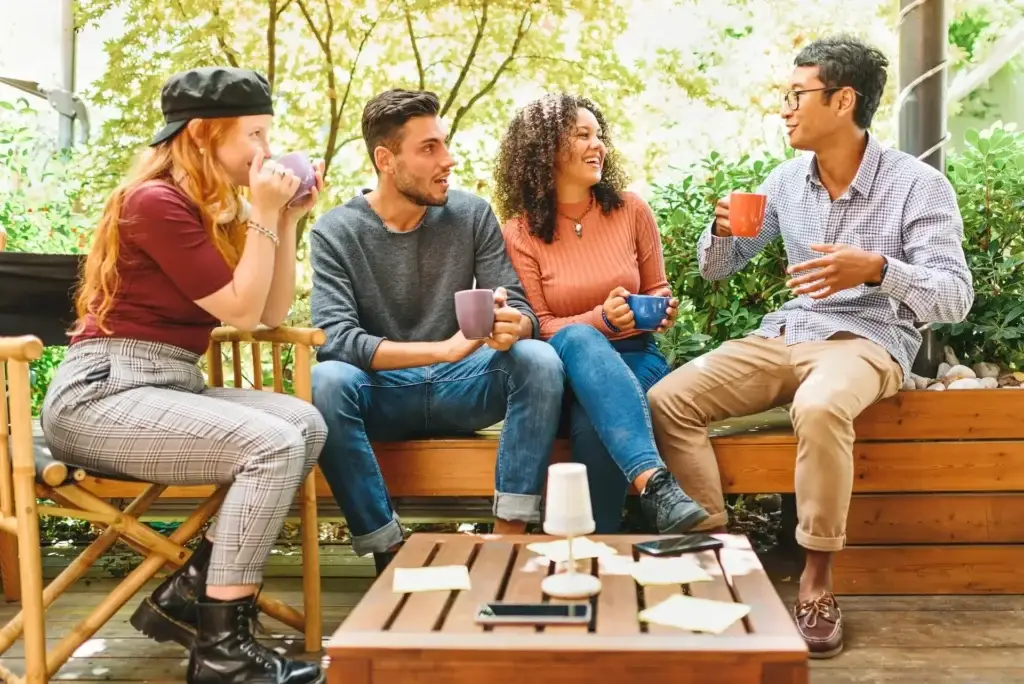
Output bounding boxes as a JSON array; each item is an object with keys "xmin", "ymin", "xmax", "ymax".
[
  {"xmin": 897, "ymin": 0, "xmax": 950, "ymax": 378},
  {"xmin": 897, "ymin": 0, "xmax": 948, "ymax": 171},
  {"xmin": 58, "ymin": 0, "xmax": 77, "ymax": 149}
]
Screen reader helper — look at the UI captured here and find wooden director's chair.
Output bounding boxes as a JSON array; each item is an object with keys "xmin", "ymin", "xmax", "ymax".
[{"xmin": 0, "ymin": 327, "xmax": 325, "ymax": 683}]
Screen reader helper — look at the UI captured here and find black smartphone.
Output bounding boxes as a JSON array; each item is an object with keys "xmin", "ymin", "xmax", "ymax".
[
  {"xmin": 633, "ymin": 533, "xmax": 724, "ymax": 557},
  {"xmin": 475, "ymin": 602, "xmax": 592, "ymax": 625}
]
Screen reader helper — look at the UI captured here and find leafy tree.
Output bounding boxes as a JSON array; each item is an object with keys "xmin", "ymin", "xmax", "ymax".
[{"xmin": 77, "ymin": 0, "xmax": 641, "ymax": 242}]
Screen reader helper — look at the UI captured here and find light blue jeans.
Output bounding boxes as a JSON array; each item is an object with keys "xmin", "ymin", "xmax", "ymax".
[
  {"xmin": 312, "ymin": 340, "xmax": 564, "ymax": 555},
  {"xmin": 550, "ymin": 325, "xmax": 672, "ymax": 533}
]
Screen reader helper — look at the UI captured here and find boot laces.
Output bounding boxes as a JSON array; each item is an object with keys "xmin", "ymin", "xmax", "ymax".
[{"xmin": 235, "ymin": 604, "xmax": 277, "ymax": 672}]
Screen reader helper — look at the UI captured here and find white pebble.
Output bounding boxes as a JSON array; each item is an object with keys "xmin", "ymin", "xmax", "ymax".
[
  {"xmin": 912, "ymin": 374, "xmax": 932, "ymax": 389},
  {"xmin": 978, "ymin": 377, "xmax": 999, "ymax": 389},
  {"xmin": 943, "ymin": 345, "xmax": 960, "ymax": 367},
  {"xmin": 927, "ymin": 383, "xmax": 946, "ymax": 391},
  {"xmin": 943, "ymin": 364, "xmax": 977, "ymax": 380},
  {"xmin": 948, "ymin": 378, "xmax": 982, "ymax": 390},
  {"xmin": 937, "ymin": 362, "xmax": 952, "ymax": 378}
]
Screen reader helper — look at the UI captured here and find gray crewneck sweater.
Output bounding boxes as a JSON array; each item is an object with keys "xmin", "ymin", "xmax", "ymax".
[{"xmin": 309, "ymin": 189, "xmax": 539, "ymax": 370}]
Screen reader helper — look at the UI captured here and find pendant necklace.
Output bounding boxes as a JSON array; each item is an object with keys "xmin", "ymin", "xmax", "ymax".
[{"xmin": 558, "ymin": 194, "xmax": 595, "ymax": 238}]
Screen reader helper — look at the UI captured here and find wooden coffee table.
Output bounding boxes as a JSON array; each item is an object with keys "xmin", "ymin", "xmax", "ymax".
[{"xmin": 327, "ymin": 533, "xmax": 808, "ymax": 683}]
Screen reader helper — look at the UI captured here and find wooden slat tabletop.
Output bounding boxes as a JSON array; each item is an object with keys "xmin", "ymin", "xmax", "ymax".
[{"xmin": 327, "ymin": 533, "xmax": 808, "ymax": 684}]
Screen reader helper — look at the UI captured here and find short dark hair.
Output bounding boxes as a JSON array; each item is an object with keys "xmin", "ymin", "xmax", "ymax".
[
  {"xmin": 794, "ymin": 35, "xmax": 889, "ymax": 129},
  {"xmin": 361, "ymin": 89, "xmax": 441, "ymax": 171}
]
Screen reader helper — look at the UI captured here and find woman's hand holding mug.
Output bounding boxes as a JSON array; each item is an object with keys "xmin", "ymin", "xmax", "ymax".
[{"xmin": 603, "ymin": 286, "xmax": 635, "ymax": 332}]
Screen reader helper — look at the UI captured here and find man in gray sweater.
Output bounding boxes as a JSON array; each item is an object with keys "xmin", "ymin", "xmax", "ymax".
[{"xmin": 310, "ymin": 89, "xmax": 565, "ymax": 571}]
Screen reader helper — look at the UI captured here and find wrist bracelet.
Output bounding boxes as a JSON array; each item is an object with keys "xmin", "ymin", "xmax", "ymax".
[
  {"xmin": 247, "ymin": 220, "xmax": 279, "ymax": 247},
  {"xmin": 602, "ymin": 310, "xmax": 621, "ymax": 333}
]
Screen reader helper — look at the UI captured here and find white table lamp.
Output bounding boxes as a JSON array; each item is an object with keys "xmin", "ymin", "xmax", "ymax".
[{"xmin": 541, "ymin": 462, "xmax": 602, "ymax": 599}]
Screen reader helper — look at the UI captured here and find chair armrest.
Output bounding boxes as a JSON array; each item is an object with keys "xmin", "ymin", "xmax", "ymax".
[
  {"xmin": 0, "ymin": 335, "xmax": 43, "ymax": 362},
  {"xmin": 210, "ymin": 326, "xmax": 326, "ymax": 347}
]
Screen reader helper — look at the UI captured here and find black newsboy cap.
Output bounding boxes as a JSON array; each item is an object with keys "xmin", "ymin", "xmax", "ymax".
[{"xmin": 149, "ymin": 66, "xmax": 274, "ymax": 147}]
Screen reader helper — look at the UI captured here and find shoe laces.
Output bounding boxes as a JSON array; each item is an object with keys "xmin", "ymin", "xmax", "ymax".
[
  {"xmin": 795, "ymin": 593, "xmax": 836, "ymax": 628},
  {"xmin": 234, "ymin": 605, "xmax": 278, "ymax": 672}
]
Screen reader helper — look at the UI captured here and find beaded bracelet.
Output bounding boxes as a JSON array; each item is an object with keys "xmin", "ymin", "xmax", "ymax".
[
  {"xmin": 602, "ymin": 309, "xmax": 621, "ymax": 333},
  {"xmin": 247, "ymin": 220, "xmax": 279, "ymax": 247}
]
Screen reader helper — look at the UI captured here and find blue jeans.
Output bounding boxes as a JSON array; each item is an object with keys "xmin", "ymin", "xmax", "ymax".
[
  {"xmin": 312, "ymin": 340, "xmax": 564, "ymax": 555},
  {"xmin": 550, "ymin": 325, "xmax": 671, "ymax": 533}
]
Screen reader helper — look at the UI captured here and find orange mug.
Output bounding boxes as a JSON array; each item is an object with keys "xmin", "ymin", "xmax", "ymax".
[{"xmin": 728, "ymin": 192, "xmax": 767, "ymax": 237}]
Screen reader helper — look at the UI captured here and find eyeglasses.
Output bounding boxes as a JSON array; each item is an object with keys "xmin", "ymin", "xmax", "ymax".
[{"xmin": 783, "ymin": 86, "xmax": 863, "ymax": 111}]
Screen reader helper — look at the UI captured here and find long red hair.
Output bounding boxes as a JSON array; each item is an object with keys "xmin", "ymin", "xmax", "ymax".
[{"xmin": 74, "ymin": 118, "xmax": 248, "ymax": 333}]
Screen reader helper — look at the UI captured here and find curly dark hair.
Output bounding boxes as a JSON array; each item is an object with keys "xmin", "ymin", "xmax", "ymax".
[
  {"xmin": 492, "ymin": 94, "xmax": 629, "ymax": 244},
  {"xmin": 795, "ymin": 35, "xmax": 890, "ymax": 130}
]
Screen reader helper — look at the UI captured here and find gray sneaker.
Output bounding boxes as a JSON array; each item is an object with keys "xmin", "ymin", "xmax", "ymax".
[{"xmin": 639, "ymin": 467, "xmax": 710, "ymax": 534}]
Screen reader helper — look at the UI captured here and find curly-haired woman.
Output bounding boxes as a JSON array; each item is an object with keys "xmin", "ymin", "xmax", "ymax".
[
  {"xmin": 40, "ymin": 67, "xmax": 326, "ymax": 684},
  {"xmin": 494, "ymin": 93, "xmax": 708, "ymax": 534}
]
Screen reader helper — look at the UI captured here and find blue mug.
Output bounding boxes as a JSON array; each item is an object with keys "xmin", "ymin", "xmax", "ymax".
[{"xmin": 626, "ymin": 294, "xmax": 671, "ymax": 331}]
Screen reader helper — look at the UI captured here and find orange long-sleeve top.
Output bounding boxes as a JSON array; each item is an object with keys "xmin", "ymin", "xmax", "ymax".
[{"xmin": 502, "ymin": 191, "xmax": 670, "ymax": 341}]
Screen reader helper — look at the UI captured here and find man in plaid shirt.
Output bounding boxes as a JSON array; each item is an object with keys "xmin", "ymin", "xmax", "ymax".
[{"xmin": 648, "ymin": 35, "xmax": 973, "ymax": 658}]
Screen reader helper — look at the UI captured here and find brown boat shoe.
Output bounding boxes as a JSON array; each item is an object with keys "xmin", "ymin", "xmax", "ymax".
[{"xmin": 794, "ymin": 591, "xmax": 843, "ymax": 659}]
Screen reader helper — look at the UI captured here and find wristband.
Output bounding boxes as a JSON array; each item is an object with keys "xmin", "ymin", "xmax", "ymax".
[{"xmin": 602, "ymin": 309, "xmax": 621, "ymax": 333}]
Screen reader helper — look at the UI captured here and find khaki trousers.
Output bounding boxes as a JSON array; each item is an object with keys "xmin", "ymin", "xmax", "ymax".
[{"xmin": 648, "ymin": 334, "xmax": 902, "ymax": 552}]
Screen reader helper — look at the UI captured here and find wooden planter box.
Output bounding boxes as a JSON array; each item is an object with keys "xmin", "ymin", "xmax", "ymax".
[{"xmin": 713, "ymin": 390, "xmax": 1024, "ymax": 595}]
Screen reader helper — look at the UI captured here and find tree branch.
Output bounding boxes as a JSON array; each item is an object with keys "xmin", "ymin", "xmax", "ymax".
[
  {"xmin": 330, "ymin": 1, "xmax": 393, "ymax": 162},
  {"xmin": 440, "ymin": 0, "xmax": 489, "ymax": 117},
  {"xmin": 405, "ymin": 7, "xmax": 426, "ymax": 91},
  {"xmin": 296, "ymin": 0, "xmax": 337, "ymax": 169},
  {"xmin": 513, "ymin": 54, "xmax": 605, "ymax": 81},
  {"xmin": 210, "ymin": 6, "xmax": 241, "ymax": 68},
  {"xmin": 447, "ymin": 9, "xmax": 531, "ymax": 141},
  {"xmin": 267, "ymin": 0, "xmax": 279, "ymax": 90},
  {"xmin": 170, "ymin": 0, "xmax": 239, "ymax": 68}
]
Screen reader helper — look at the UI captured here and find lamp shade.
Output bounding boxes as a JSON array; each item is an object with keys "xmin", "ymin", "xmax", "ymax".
[{"xmin": 542, "ymin": 463, "xmax": 595, "ymax": 537}]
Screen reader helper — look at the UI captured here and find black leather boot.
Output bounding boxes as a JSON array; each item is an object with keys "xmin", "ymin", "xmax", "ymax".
[
  {"xmin": 130, "ymin": 536, "xmax": 213, "ymax": 648},
  {"xmin": 187, "ymin": 596, "xmax": 324, "ymax": 684},
  {"xmin": 639, "ymin": 467, "xmax": 710, "ymax": 534}
]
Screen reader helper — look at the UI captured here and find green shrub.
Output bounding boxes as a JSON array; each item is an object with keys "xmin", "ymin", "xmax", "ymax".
[
  {"xmin": 650, "ymin": 148, "xmax": 795, "ymax": 367},
  {"xmin": 1, "ymin": 99, "xmax": 91, "ymax": 412},
  {"xmin": 939, "ymin": 126, "xmax": 1024, "ymax": 367}
]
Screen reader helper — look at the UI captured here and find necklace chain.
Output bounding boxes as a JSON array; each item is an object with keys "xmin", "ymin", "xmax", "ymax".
[{"xmin": 557, "ymin": 194, "xmax": 595, "ymax": 238}]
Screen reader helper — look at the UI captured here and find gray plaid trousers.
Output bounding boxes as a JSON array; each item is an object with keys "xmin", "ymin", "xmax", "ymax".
[{"xmin": 40, "ymin": 338, "xmax": 327, "ymax": 586}]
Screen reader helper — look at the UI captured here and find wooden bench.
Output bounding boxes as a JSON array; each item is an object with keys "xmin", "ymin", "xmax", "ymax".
[{"xmin": 69, "ymin": 339, "xmax": 1024, "ymax": 598}]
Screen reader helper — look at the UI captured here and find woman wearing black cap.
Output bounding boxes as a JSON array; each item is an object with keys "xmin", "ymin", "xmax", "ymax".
[{"xmin": 40, "ymin": 66, "xmax": 326, "ymax": 684}]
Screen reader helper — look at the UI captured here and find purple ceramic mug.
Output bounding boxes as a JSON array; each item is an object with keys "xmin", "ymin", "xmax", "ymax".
[
  {"xmin": 454, "ymin": 289, "xmax": 495, "ymax": 340},
  {"xmin": 276, "ymin": 152, "xmax": 317, "ymax": 207}
]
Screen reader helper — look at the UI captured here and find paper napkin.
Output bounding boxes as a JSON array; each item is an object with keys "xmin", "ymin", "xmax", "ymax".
[
  {"xmin": 629, "ymin": 555, "xmax": 714, "ymax": 586},
  {"xmin": 638, "ymin": 594, "xmax": 750, "ymax": 634},
  {"xmin": 392, "ymin": 565, "xmax": 471, "ymax": 593},
  {"xmin": 526, "ymin": 537, "xmax": 618, "ymax": 563}
]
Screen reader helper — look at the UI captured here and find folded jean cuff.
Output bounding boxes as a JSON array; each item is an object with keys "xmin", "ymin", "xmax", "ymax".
[
  {"xmin": 796, "ymin": 527, "xmax": 846, "ymax": 553},
  {"xmin": 623, "ymin": 459, "xmax": 666, "ymax": 486},
  {"xmin": 494, "ymin": 492, "xmax": 542, "ymax": 523},
  {"xmin": 351, "ymin": 515, "xmax": 404, "ymax": 556}
]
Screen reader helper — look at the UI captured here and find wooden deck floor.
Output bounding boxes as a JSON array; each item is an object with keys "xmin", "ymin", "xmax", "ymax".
[{"xmin": 1, "ymin": 546, "xmax": 1022, "ymax": 683}]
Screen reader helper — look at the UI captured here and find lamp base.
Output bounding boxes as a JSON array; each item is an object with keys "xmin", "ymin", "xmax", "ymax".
[{"xmin": 542, "ymin": 571, "xmax": 602, "ymax": 599}]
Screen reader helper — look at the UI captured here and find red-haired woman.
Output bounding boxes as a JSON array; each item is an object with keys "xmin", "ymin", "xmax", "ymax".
[{"xmin": 41, "ymin": 67, "xmax": 326, "ymax": 684}]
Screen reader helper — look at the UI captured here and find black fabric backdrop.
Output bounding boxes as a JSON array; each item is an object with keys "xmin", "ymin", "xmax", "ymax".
[{"xmin": 0, "ymin": 253, "xmax": 83, "ymax": 347}]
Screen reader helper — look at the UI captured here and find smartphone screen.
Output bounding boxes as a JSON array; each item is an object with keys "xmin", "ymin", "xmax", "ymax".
[
  {"xmin": 476, "ymin": 602, "xmax": 591, "ymax": 624},
  {"xmin": 633, "ymin": 534, "xmax": 724, "ymax": 557}
]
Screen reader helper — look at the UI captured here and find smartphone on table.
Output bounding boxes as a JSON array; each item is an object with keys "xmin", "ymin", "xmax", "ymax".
[
  {"xmin": 633, "ymin": 533, "xmax": 724, "ymax": 557},
  {"xmin": 475, "ymin": 602, "xmax": 591, "ymax": 626}
]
